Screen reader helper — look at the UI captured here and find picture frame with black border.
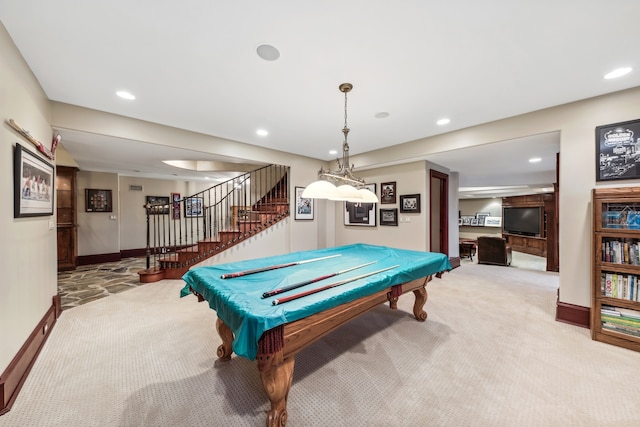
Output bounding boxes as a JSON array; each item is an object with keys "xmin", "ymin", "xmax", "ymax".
[
  {"xmin": 184, "ymin": 196, "xmax": 204, "ymax": 217},
  {"xmin": 596, "ymin": 118, "xmax": 640, "ymax": 182},
  {"xmin": 146, "ymin": 195, "xmax": 170, "ymax": 215},
  {"xmin": 380, "ymin": 208, "xmax": 398, "ymax": 226},
  {"xmin": 344, "ymin": 183, "xmax": 376, "ymax": 226},
  {"xmin": 85, "ymin": 188, "xmax": 113, "ymax": 213},
  {"xmin": 294, "ymin": 186, "xmax": 314, "ymax": 220},
  {"xmin": 380, "ymin": 181, "xmax": 396, "ymax": 204},
  {"xmin": 14, "ymin": 142, "xmax": 55, "ymax": 218},
  {"xmin": 399, "ymin": 194, "xmax": 421, "ymax": 213}
]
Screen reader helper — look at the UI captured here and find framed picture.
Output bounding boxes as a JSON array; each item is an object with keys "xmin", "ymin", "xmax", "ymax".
[
  {"xmin": 294, "ymin": 186, "xmax": 314, "ymax": 220},
  {"xmin": 380, "ymin": 181, "xmax": 396, "ymax": 204},
  {"xmin": 85, "ymin": 188, "xmax": 112, "ymax": 213},
  {"xmin": 146, "ymin": 195, "xmax": 170, "ymax": 215},
  {"xmin": 484, "ymin": 216, "xmax": 502, "ymax": 227},
  {"xmin": 399, "ymin": 194, "xmax": 421, "ymax": 213},
  {"xmin": 14, "ymin": 143, "xmax": 55, "ymax": 218},
  {"xmin": 596, "ymin": 118, "xmax": 640, "ymax": 181},
  {"xmin": 345, "ymin": 183, "xmax": 376, "ymax": 226},
  {"xmin": 475, "ymin": 212, "xmax": 490, "ymax": 226},
  {"xmin": 171, "ymin": 192, "xmax": 181, "ymax": 219},
  {"xmin": 380, "ymin": 208, "xmax": 398, "ymax": 226},
  {"xmin": 461, "ymin": 215, "xmax": 474, "ymax": 226},
  {"xmin": 184, "ymin": 197, "xmax": 204, "ymax": 217},
  {"xmin": 470, "ymin": 218, "xmax": 479, "ymax": 226}
]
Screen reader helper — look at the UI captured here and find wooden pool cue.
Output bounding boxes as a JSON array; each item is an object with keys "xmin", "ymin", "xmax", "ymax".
[
  {"xmin": 261, "ymin": 261, "xmax": 377, "ymax": 298},
  {"xmin": 220, "ymin": 254, "xmax": 341, "ymax": 279},
  {"xmin": 271, "ymin": 264, "xmax": 400, "ymax": 305}
]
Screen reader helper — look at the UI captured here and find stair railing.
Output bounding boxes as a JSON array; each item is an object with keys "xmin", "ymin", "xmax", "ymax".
[{"xmin": 142, "ymin": 164, "xmax": 289, "ymax": 275}]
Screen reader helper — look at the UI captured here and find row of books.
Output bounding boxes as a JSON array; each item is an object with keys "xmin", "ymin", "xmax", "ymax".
[
  {"xmin": 602, "ymin": 239, "xmax": 640, "ymax": 265},
  {"xmin": 601, "ymin": 305, "xmax": 640, "ymax": 338},
  {"xmin": 601, "ymin": 272, "xmax": 640, "ymax": 301}
]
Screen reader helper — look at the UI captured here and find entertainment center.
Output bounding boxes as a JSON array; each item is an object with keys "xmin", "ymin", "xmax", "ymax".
[{"xmin": 501, "ymin": 193, "xmax": 558, "ymax": 272}]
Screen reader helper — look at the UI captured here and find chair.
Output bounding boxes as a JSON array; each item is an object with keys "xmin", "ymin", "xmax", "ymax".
[
  {"xmin": 477, "ymin": 236, "xmax": 512, "ymax": 266},
  {"xmin": 459, "ymin": 240, "xmax": 477, "ymax": 261}
]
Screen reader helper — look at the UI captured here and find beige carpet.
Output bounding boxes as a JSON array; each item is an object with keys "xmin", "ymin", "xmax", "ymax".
[{"xmin": 2, "ymin": 262, "xmax": 640, "ymax": 426}]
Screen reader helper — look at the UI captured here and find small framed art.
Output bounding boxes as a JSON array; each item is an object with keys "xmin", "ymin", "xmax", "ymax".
[
  {"xmin": 399, "ymin": 194, "xmax": 421, "ymax": 213},
  {"xmin": 85, "ymin": 189, "xmax": 113, "ymax": 213},
  {"xmin": 146, "ymin": 195, "xmax": 170, "ymax": 215},
  {"xmin": 185, "ymin": 197, "xmax": 204, "ymax": 217},
  {"xmin": 380, "ymin": 208, "xmax": 398, "ymax": 226},
  {"xmin": 380, "ymin": 182, "xmax": 396, "ymax": 204},
  {"xmin": 14, "ymin": 143, "xmax": 55, "ymax": 218},
  {"xmin": 295, "ymin": 186, "xmax": 314, "ymax": 220}
]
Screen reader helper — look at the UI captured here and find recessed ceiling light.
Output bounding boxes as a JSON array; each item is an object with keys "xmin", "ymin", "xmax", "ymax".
[
  {"xmin": 375, "ymin": 112, "xmax": 389, "ymax": 119},
  {"xmin": 256, "ymin": 44, "xmax": 280, "ymax": 61},
  {"xmin": 529, "ymin": 157, "xmax": 542, "ymax": 163},
  {"xmin": 116, "ymin": 90, "xmax": 136, "ymax": 100},
  {"xmin": 329, "ymin": 149, "xmax": 338, "ymax": 155},
  {"xmin": 256, "ymin": 129, "xmax": 269, "ymax": 136},
  {"xmin": 437, "ymin": 118, "xmax": 450, "ymax": 126},
  {"xmin": 604, "ymin": 67, "xmax": 632, "ymax": 80}
]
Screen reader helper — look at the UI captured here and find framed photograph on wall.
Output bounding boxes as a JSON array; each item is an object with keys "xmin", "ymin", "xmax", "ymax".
[
  {"xmin": 85, "ymin": 188, "xmax": 113, "ymax": 213},
  {"xmin": 146, "ymin": 195, "xmax": 170, "ymax": 215},
  {"xmin": 344, "ymin": 183, "xmax": 376, "ymax": 226},
  {"xmin": 380, "ymin": 181, "xmax": 396, "ymax": 204},
  {"xmin": 475, "ymin": 212, "xmax": 490, "ymax": 226},
  {"xmin": 171, "ymin": 192, "xmax": 181, "ymax": 219},
  {"xmin": 596, "ymin": 118, "xmax": 640, "ymax": 181},
  {"xmin": 380, "ymin": 208, "xmax": 398, "ymax": 226},
  {"xmin": 184, "ymin": 197, "xmax": 204, "ymax": 217},
  {"xmin": 399, "ymin": 194, "xmax": 421, "ymax": 213},
  {"xmin": 461, "ymin": 215, "xmax": 474, "ymax": 225},
  {"xmin": 14, "ymin": 143, "xmax": 55, "ymax": 218},
  {"xmin": 294, "ymin": 186, "xmax": 314, "ymax": 220},
  {"xmin": 484, "ymin": 216, "xmax": 502, "ymax": 227}
]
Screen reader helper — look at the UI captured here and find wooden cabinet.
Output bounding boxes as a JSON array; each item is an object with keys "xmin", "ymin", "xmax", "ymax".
[
  {"xmin": 591, "ymin": 187, "xmax": 640, "ymax": 352},
  {"xmin": 56, "ymin": 166, "xmax": 78, "ymax": 271}
]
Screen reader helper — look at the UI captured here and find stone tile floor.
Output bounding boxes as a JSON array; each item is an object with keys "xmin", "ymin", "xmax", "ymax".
[{"xmin": 57, "ymin": 257, "xmax": 147, "ymax": 311}]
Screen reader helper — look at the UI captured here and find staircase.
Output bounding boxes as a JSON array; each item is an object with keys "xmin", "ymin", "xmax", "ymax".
[{"xmin": 138, "ymin": 164, "xmax": 289, "ymax": 282}]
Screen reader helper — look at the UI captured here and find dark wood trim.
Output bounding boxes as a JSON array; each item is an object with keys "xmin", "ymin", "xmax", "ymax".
[
  {"xmin": 120, "ymin": 248, "xmax": 147, "ymax": 258},
  {"xmin": 556, "ymin": 301, "xmax": 590, "ymax": 328},
  {"xmin": 0, "ymin": 298, "xmax": 57, "ymax": 415},
  {"xmin": 77, "ymin": 252, "xmax": 121, "ymax": 265}
]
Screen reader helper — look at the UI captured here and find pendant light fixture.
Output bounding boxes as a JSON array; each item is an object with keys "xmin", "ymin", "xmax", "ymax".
[{"xmin": 302, "ymin": 83, "xmax": 378, "ymax": 203}]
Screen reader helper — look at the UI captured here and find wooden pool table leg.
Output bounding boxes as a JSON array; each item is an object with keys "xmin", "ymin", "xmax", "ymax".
[
  {"xmin": 412, "ymin": 286, "xmax": 428, "ymax": 321},
  {"xmin": 215, "ymin": 318, "xmax": 234, "ymax": 361},
  {"xmin": 260, "ymin": 356, "xmax": 295, "ymax": 427}
]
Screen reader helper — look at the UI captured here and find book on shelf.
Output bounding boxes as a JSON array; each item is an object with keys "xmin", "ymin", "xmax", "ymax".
[
  {"xmin": 601, "ymin": 272, "xmax": 640, "ymax": 301},
  {"xmin": 602, "ymin": 322, "xmax": 640, "ymax": 338}
]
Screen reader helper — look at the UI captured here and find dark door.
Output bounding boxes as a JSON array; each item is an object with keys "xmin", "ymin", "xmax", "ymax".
[
  {"xmin": 429, "ymin": 170, "xmax": 449, "ymax": 255},
  {"xmin": 56, "ymin": 166, "xmax": 78, "ymax": 271}
]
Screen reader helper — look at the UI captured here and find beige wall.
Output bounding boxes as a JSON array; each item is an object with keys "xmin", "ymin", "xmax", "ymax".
[
  {"xmin": 0, "ymin": 24, "xmax": 57, "ymax": 371},
  {"xmin": 459, "ymin": 198, "xmax": 503, "ymax": 240}
]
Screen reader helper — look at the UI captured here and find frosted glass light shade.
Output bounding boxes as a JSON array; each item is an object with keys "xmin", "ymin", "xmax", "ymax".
[
  {"xmin": 301, "ymin": 180, "xmax": 337, "ymax": 198},
  {"xmin": 358, "ymin": 188, "xmax": 379, "ymax": 203},
  {"xmin": 329, "ymin": 184, "xmax": 363, "ymax": 201}
]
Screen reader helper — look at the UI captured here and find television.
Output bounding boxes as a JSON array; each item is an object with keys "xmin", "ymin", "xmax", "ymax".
[{"xmin": 503, "ymin": 206, "xmax": 542, "ymax": 236}]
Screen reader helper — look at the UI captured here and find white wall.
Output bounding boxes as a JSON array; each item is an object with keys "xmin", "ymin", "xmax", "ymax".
[
  {"xmin": 349, "ymin": 86, "xmax": 640, "ymax": 308},
  {"xmin": 0, "ymin": 24, "xmax": 57, "ymax": 372}
]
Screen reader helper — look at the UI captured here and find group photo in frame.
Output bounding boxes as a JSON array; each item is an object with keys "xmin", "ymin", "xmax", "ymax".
[
  {"xmin": 380, "ymin": 181, "xmax": 396, "ymax": 204},
  {"xmin": 14, "ymin": 143, "xmax": 54, "ymax": 218},
  {"xmin": 85, "ymin": 188, "xmax": 112, "ymax": 213},
  {"xmin": 146, "ymin": 195, "xmax": 170, "ymax": 215},
  {"xmin": 184, "ymin": 197, "xmax": 204, "ymax": 217},
  {"xmin": 596, "ymin": 118, "xmax": 640, "ymax": 181},
  {"xmin": 294, "ymin": 186, "xmax": 314, "ymax": 220},
  {"xmin": 344, "ymin": 183, "xmax": 376, "ymax": 226},
  {"xmin": 399, "ymin": 194, "xmax": 421, "ymax": 213},
  {"xmin": 380, "ymin": 208, "xmax": 398, "ymax": 226}
]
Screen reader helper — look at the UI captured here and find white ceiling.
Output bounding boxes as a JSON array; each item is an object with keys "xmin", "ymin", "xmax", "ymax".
[{"xmin": 1, "ymin": 1, "xmax": 638, "ymax": 196}]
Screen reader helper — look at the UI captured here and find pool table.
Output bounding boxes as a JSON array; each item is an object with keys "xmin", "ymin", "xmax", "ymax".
[{"xmin": 181, "ymin": 244, "xmax": 451, "ymax": 426}]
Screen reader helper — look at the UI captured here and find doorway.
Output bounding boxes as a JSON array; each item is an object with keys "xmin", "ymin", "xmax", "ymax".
[{"xmin": 430, "ymin": 170, "xmax": 449, "ymax": 255}]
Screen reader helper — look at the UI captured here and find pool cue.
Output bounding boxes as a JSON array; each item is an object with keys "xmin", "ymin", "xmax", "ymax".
[
  {"xmin": 261, "ymin": 261, "xmax": 377, "ymax": 298},
  {"xmin": 220, "ymin": 254, "xmax": 341, "ymax": 279},
  {"xmin": 272, "ymin": 264, "xmax": 400, "ymax": 306}
]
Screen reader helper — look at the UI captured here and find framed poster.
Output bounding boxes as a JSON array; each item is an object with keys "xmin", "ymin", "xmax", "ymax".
[
  {"xmin": 380, "ymin": 181, "xmax": 396, "ymax": 204},
  {"xmin": 146, "ymin": 195, "xmax": 170, "ymax": 215},
  {"xmin": 185, "ymin": 197, "xmax": 204, "ymax": 217},
  {"xmin": 85, "ymin": 189, "xmax": 112, "ymax": 213},
  {"xmin": 380, "ymin": 208, "xmax": 398, "ymax": 226},
  {"xmin": 344, "ymin": 183, "xmax": 376, "ymax": 226},
  {"xmin": 596, "ymin": 118, "xmax": 640, "ymax": 181},
  {"xmin": 294, "ymin": 186, "xmax": 314, "ymax": 220},
  {"xmin": 171, "ymin": 192, "xmax": 181, "ymax": 219},
  {"xmin": 14, "ymin": 143, "xmax": 55, "ymax": 217},
  {"xmin": 399, "ymin": 194, "xmax": 421, "ymax": 213}
]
